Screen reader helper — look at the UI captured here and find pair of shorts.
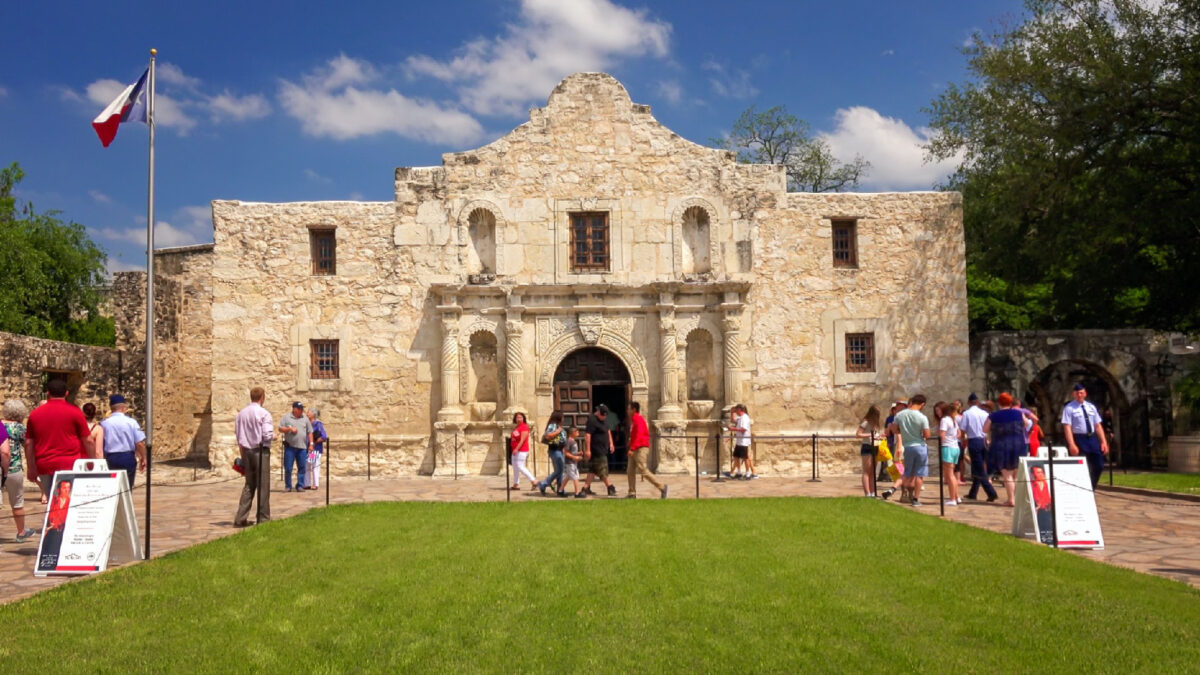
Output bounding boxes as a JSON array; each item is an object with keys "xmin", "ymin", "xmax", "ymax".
[
  {"xmin": 733, "ymin": 445, "xmax": 750, "ymax": 459},
  {"xmin": 563, "ymin": 462, "xmax": 580, "ymax": 481},
  {"xmin": 992, "ymin": 444, "xmax": 1020, "ymax": 472},
  {"xmin": 903, "ymin": 445, "xmax": 929, "ymax": 478},
  {"xmin": 3, "ymin": 471, "xmax": 23, "ymax": 509},
  {"xmin": 940, "ymin": 446, "xmax": 961, "ymax": 465},
  {"xmin": 588, "ymin": 453, "xmax": 609, "ymax": 479},
  {"xmin": 860, "ymin": 443, "xmax": 875, "ymax": 456}
]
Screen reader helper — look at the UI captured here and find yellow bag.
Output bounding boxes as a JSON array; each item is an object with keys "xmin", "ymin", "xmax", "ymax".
[
  {"xmin": 886, "ymin": 463, "xmax": 903, "ymax": 481},
  {"xmin": 876, "ymin": 437, "xmax": 892, "ymax": 463}
]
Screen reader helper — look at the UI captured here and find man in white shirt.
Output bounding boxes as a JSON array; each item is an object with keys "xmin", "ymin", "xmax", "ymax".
[
  {"xmin": 725, "ymin": 404, "xmax": 757, "ymax": 480},
  {"xmin": 959, "ymin": 393, "xmax": 998, "ymax": 502},
  {"xmin": 234, "ymin": 387, "xmax": 275, "ymax": 526},
  {"xmin": 1061, "ymin": 383, "xmax": 1109, "ymax": 488}
]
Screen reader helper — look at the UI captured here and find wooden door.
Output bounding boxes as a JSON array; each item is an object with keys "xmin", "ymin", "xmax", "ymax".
[{"xmin": 555, "ymin": 383, "xmax": 592, "ymax": 430}]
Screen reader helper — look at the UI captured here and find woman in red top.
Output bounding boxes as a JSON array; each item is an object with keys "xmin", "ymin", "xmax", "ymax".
[{"xmin": 509, "ymin": 412, "xmax": 536, "ymax": 490}]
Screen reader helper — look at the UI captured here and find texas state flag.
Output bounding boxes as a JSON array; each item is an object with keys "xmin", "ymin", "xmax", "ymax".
[{"xmin": 92, "ymin": 69, "xmax": 149, "ymax": 147}]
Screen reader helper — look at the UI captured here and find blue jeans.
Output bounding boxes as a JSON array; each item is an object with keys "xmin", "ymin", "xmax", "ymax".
[
  {"xmin": 539, "ymin": 449, "xmax": 565, "ymax": 492},
  {"xmin": 966, "ymin": 438, "xmax": 997, "ymax": 500},
  {"xmin": 284, "ymin": 445, "xmax": 307, "ymax": 489}
]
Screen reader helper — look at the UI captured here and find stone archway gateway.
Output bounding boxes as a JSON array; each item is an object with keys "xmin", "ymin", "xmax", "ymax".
[{"xmin": 553, "ymin": 347, "xmax": 631, "ymax": 472}]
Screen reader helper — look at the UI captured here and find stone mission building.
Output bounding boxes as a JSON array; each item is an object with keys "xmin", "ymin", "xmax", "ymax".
[{"xmin": 193, "ymin": 72, "xmax": 967, "ymax": 475}]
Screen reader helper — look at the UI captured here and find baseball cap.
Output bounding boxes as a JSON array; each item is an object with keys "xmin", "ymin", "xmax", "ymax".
[
  {"xmin": 109, "ymin": 394, "xmax": 126, "ymax": 405},
  {"xmin": 1072, "ymin": 383, "xmax": 1086, "ymax": 391},
  {"xmin": 597, "ymin": 403, "xmax": 610, "ymax": 414},
  {"xmin": 292, "ymin": 400, "xmax": 305, "ymax": 409},
  {"xmin": 967, "ymin": 392, "xmax": 979, "ymax": 402}
]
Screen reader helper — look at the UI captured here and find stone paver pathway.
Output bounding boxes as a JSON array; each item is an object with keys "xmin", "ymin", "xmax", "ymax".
[{"xmin": 2, "ymin": 472, "xmax": 1198, "ymax": 604}]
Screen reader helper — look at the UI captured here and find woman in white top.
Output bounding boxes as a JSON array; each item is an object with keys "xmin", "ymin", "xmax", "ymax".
[
  {"xmin": 855, "ymin": 405, "xmax": 882, "ymax": 497},
  {"xmin": 935, "ymin": 401, "xmax": 963, "ymax": 505}
]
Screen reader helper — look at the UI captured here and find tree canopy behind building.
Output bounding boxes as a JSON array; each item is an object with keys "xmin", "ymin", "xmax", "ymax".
[
  {"xmin": 928, "ymin": 0, "xmax": 1200, "ymax": 332},
  {"xmin": 0, "ymin": 162, "xmax": 113, "ymax": 346},
  {"xmin": 713, "ymin": 106, "xmax": 869, "ymax": 193}
]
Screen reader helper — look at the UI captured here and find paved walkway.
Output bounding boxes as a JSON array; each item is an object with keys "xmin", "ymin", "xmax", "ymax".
[{"xmin": 2, "ymin": 472, "xmax": 1198, "ymax": 603}]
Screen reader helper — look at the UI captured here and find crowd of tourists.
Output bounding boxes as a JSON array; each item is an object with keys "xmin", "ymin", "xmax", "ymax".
[
  {"xmin": 855, "ymin": 384, "xmax": 1110, "ymax": 507},
  {"xmin": 0, "ymin": 379, "xmax": 148, "ymax": 547}
]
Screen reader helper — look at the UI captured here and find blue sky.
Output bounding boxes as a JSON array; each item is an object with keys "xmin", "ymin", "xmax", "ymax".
[{"xmin": 1, "ymin": 0, "xmax": 1025, "ymax": 273}]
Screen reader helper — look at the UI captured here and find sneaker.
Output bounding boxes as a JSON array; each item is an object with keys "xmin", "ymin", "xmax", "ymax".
[
  {"xmin": 575, "ymin": 491, "xmax": 587, "ymax": 499},
  {"xmin": 722, "ymin": 471, "xmax": 733, "ymax": 478},
  {"xmin": 911, "ymin": 500, "xmax": 922, "ymax": 507},
  {"xmin": 583, "ymin": 486, "xmax": 596, "ymax": 496},
  {"xmin": 625, "ymin": 494, "xmax": 637, "ymax": 499},
  {"xmin": 556, "ymin": 491, "xmax": 567, "ymax": 498},
  {"xmin": 748, "ymin": 474, "xmax": 759, "ymax": 480},
  {"xmin": 660, "ymin": 486, "xmax": 669, "ymax": 499},
  {"xmin": 881, "ymin": 488, "xmax": 895, "ymax": 501},
  {"xmin": 944, "ymin": 500, "xmax": 957, "ymax": 506},
  {"xmin": 606, "ymin": 485, "xmax": 617, "ymax": 497},
  {"xmin": 15, "ymin": 528, "xmax": 36, "ymax": 543},
  {"xmin": 986, "ymin": 495, "xmax": 998, "ymax": 503},
  {"xmin": 733, "ymin": 473, "xmax": 744, "ymax": 479}
]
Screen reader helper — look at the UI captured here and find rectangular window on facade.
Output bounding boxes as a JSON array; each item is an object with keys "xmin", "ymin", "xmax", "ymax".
[
  {"xmin": 832, "ymin": 219, "xmax": 857, "ymax": 268},
  {"xmin": 310, "ymin": 229, "xmax": 336, "ymax": 275},
  {"xmin": 845, "ymin": 332, "xmax": 875, "ymax": 373},
  {"xmin": 570, "ymin": 212, "xmax": 609, "ymax": 272},
  {"xmin": 311, "ymin": 339, "xmax": 339, "ymax": 379}
]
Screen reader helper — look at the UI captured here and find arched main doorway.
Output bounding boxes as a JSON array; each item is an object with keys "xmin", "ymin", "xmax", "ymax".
[{"xmin": 553, "ymin": 347, "xmax": 632, "ymax": 472}]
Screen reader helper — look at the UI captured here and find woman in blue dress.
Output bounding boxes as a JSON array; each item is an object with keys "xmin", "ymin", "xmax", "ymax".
[{"xmin": 984, "ymin": 392, "xmax": 1025, "ymax": 507}]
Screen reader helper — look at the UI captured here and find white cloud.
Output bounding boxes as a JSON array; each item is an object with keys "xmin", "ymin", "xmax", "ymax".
[
  {"xmin": 156, "ymin": 62, "xmax": 202, "ymax": 91},
  {"xmin": 278, "ymin": 54, "xmax": 483, "ymax": 144},
  {"xmin": 85, "ymin": 78, "xmax": 197, "ymax": 134},
  {"xmin": 0, "ymin": 85, "xmax": 7, "ymax": 98},
  {"xmin": 820, "ymin": 106, "xmax": 962, "ymax": 191},
  {"xmin": 98, "ymin": 205, "xmax": 213, "ymax": 249},
  {"xmin": 348, "ymin": 191, "xmax": 365, "ymax": 201},
  {"xmin": 701, "ymin": 60, "xmax": 758, "ymax": 99},
  {"xmin": 881, "ymin": 49, "xmax": 895, "ymax": 57},
  {"xmin": 207, "ymin": 90, "xmax": 271, "ymax": 122},
  {"xmin": 88, "ymin": 190, "xmax": 112, "ymax": 204},
  {"xmin": 406, "ymin": 0, "xmax": 671, "ymax": 116},
  {"xmin": 304, "ymin": 168, "xmax": 332, "ymax": 184},
  {"xmin": 655, "ymin": 79, "xmax": 682, "ymax": 104}
]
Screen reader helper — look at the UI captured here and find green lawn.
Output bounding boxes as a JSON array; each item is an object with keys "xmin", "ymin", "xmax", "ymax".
[
  {"xmin": 3, "ymin": 498, "xmax": 1199, "ymax": 673},
  {"xmin": 1109, "ymin": 471, "xmax": 1200, "ymax": 495}
]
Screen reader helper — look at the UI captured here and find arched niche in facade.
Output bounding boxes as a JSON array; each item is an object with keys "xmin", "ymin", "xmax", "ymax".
[
  {"xmin": 468, "ymin": 330, "xmax": 499, "ymax": 403},
  {"xmin": 685, "ymin": 328, "xmax": 717, "ymax": 401},
  {"xmin": 467, "ymin": 208, "xmax": 496, "ymax": 275},
  {"xmin": 681, "ymin": 206, "xmax": 711, "ymax": 275}
]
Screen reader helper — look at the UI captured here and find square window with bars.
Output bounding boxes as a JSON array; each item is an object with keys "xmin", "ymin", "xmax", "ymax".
[
  {"xmin": 570, "ymin": 212, "xmax": 609, "ymax": 272},
  {"xmin": 310, "ymin": 339, "xmax": 339, "ymax": 379},
  {"xmin": 310, "ymin": 229, "xmax": 336, "ymax": 275},
  {"xmin": 831, "ymin": 219, "xmax": 857, "ymax": 268},
  {"xmin": 845, "ymin": 332, "xmax": 875, "ymax": 373}
]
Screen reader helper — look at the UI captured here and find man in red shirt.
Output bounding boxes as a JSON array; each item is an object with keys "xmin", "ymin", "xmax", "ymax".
[
  {"xmin": 626, "ymin": 401, "xmax": 667, "ymax": 499},
  {"xmin": 25, "ymin": 379, "xmax": 88, "ymax": 503}
]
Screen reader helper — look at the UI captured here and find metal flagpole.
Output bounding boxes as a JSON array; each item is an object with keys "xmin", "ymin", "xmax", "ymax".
[{"xmin": 144, "ymin": 48, "xmax": 156, "ymax": 561}]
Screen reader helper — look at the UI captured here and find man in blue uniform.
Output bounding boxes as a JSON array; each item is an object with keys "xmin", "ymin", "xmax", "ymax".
[{"xmin": 1061, "ymin": 383, "xmax": 1109, "ymax": 488}]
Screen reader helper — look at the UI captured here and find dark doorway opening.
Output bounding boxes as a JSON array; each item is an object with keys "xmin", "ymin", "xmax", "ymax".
[{"xmin": 552, "ymin": 347, "xmax": 631, "ymax": 473}]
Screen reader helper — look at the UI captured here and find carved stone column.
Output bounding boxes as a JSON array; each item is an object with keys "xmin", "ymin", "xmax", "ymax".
[
  {"xmin": 437, "ymin": 302, "xmax": 464, "ymax": 422},
  {"xmin": 658, "ymin": 298, "xmax": 682, "ymax": 421},
  {"xmin": 722, "ymin": 314, "xmax": 742, "ymax": 413},
  {"xmin": 503, "ymin": 306, "xmax": 525, "ymax": 415}
]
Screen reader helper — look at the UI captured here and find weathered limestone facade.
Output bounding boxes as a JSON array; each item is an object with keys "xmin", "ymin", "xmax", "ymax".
[
  {"xmin": 200, "ymin": 73, "xmax": 968, "ymax": 475},
  {"xmin": 0, "ymin": 331, "xmax": 128, "ymax": 412}
]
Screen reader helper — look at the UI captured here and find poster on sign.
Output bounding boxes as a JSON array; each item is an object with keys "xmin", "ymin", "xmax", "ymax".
[
  {"xmin": 1011, "ymin": 456, "xmax": 1104, "ymax": 549},
  {"xmin": 34, "ymin": 460, "xmax": 141, "ymax": 576}
]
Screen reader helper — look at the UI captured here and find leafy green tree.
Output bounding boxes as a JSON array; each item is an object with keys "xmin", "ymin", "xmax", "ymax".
[
  {"xmin": 0, "ymin": 162, "xmax": 113, "ymax": 346},
  {"xmin": 713, "ymin": 106, "xmax": 869, "ymax": 192},
  {"xmin": 928, "ymin": 0, "xmax": 1200, "ymax": 331}
]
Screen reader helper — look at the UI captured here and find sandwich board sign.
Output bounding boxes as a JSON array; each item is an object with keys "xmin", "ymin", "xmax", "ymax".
[
  {"xmin": 1012, "ymin": 456, "xmax": 1104, "ymax": 549},
  {"xmin": 35, "ymin": 459, "xmax": 142, "ymax": 576}
]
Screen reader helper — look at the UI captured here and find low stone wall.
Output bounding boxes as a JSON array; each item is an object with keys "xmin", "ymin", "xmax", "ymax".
[{"xmin": 0, "ymin": 330, "xmax": 129, "ymax": 415}]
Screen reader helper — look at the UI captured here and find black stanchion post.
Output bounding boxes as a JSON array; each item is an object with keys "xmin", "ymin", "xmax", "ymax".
[
  {"xmin": 325, "ymin": 437, "xmax": 330, "ymax": 507},
  {"xmin": 144, "ymin": 442, "xmax": 152, "ymax": 560},
  {"xmin": 257, "ymin": 446, "xmax": 266, "ymax": 525},
  {"xmin": 505, "ymin": 438, "xmax": 511, "ymax": 503},
  {"xmin": 938, "ymin": 439, "xmax": 945, "ymax": 517},
  {"xmin": 714, "ymin": 433, "xmax": 724, "ymax": 482},
  {"xmin": 1048, "ymin": 452, "xmax": 1059, "ymax": 548},
  {"xmin": 367, "ymin": 433, "xmax": 372, "ymax": 480},
  {"xmin": 871, "ymin": 452, "xmax": 878, "ymax": 497},
  {"xmin": 694, "ymin": 436, "xmax": 700, "ymax": 499},
  {"xmin": 808, "ymin": 434, "xmax": 820, "ymax": 482}
]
